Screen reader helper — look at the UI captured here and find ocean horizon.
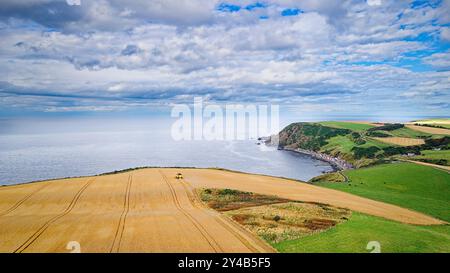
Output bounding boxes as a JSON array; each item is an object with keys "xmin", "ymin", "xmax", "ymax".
[{"xmin": 0, "ymin": 117, "xmax": 335, "ymax": 185}]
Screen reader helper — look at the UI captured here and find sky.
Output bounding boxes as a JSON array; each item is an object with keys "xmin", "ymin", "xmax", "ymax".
[{"xmin": 0, "ymin": 0, "xmax": 449, "ymax": 120}]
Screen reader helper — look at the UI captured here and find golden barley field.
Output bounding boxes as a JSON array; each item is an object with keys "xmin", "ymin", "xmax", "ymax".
[
  {"xmin": 0, "ymin": 168, "xmax": 443, "ymax": 253},
  {"xmin": 406, "ymin": 125, "xmax": 450, "ymax": 136}
]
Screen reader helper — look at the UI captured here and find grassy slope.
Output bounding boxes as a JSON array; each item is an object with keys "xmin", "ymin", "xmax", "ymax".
[
  {"xmin": 318, "ymin": 121, "xmax": 374, "ymax": 132},
  {"xmin": 317, "ymin": 163, "xmax": 450, "ymax": 222},
  {"xmin": 274, "ymin": 212, "xmax": 450, "ymax": 253},
  {"xmin": 323, "ymin": 135, "xmax": 390, "ymax": 151},
  {"xmin": 320, "ymin": 135, "xmax": 391, "ymax": 166},
  {"xmin": 320, "ymin": 135, "xmax": 356, "ymax": 154}
]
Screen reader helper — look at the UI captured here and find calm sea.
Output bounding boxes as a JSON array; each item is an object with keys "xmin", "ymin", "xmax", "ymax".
[{"xmin": 0, "ymin": 117, "xmax": 333, "ymax": 185}]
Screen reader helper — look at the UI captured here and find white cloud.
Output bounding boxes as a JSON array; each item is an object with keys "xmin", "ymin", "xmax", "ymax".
[
  {"xmin": 0, "ymin": 0, "xmax": 449, "ymax": 115},
  {"xmin": 66, "ymin": 0, "xmax": 81, "ymax": 6},
  {"xmin": 441, "ymin": 27, "xmax": 450, "ymax": 41},
  {"xmin": 367, "ymin": 0, "xmax": 382, "ymax": 6},
  {"xmin": 424, "ymin": 51, "xmax": 450, "ymax": 70}
]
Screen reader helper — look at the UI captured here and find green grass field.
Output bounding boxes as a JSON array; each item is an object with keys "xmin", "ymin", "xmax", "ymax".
[
  {"xmin": 412, "ymin": 150, "xmax": 450, "ymax": 166},
  {"xmin": 418, "ymin": 150, "xmax": 450, "ymax": 160},
  {"xmin": 321, "ymin": 135, "xmax": 390, "ymax": 154},
  {"xmin": 318, "ymin": 121, "xmax": 374, "ymax": 132},
  {"xmin": 274, "ymin": 212, "xmax": 450, "ymax": 253},
  {"xmin": 320, "ymin": 135, "xmax": 357, "ymax": 154},
  {"xmin": 316, "ymin": 163, "xmax": 450, "ymax": 222}
]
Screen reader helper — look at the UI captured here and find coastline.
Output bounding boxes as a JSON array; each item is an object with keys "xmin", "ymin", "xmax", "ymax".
[
  {"xmin": 281, "ymin": 147, "xmax": 354, "ymax": 171},
  {"xmin": 262, "ymin": 134, "xmax": 353, "ymax": 172}
]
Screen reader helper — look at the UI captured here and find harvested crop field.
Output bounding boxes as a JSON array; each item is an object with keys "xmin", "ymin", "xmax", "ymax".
[
  {"xmin": 0, "ymin": 169, "xmax": 274, "ymax": 253},
  {"xmin": 371, "ymin": 137, "xmax": 425, "ymax": 146},
  {"xmin": 0, "ymin": 168, "xmax": 444, "ymax": 253},
  {"xmin": 406, "ymin": 125, "xmax": 450, "ymax": 135}
]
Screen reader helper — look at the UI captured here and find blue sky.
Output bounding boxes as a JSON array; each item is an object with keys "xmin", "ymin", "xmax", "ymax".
[{"xmin": 0, "ymin": 0, "xmax": 449, "ymax": 119}]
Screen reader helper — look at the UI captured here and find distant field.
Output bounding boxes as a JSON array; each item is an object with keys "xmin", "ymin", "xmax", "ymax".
[
  {"xmin": 412, "ymin": 118, "xmax": 450, "ymax": 124},
  {"xmin": 412, "ymin": 123, "xmax": 450, "ymax": 129},
  {"xmin": 318, "ymin": 121, "xmax": 375, "ymax": 132},
  {"xmin": 317, "ymin": 163, "xmax": 450, "ymax": 222},
  {"xmin": 274, "ymin": 213, "xmax": 450, "ymax": 253},
  {"xmin": 409, "ymin": 119, "xmax": 450, "ymax": 130},
  {"xmin": 371, "ymin": 137, "xmax": 425, "ymax": 146},
  {"xmin": 387, "ymin": 127, "xmax": 432, "ymax": 138},
  {"xmin": 406, "ymin": 125, "xmax": 450, "ymax": 135}
]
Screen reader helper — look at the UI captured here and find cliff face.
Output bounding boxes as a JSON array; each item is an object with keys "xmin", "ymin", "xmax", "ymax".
[
  {"xmin": 276, "ymin": 122, "xmax": 370, "ymax": 168},
  {"xmin": 278, "ymin": 123, "xmax": 350, "ymax": 151}
]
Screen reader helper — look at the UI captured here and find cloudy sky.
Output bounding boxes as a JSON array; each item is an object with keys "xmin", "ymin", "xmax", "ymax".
[{"xmin": 0, "ymin": 0, "xmax": 449, "ymax": 119}]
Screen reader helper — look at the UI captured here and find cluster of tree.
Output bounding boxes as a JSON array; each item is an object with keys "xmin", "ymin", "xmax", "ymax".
[
  {"xmin": 366, "ymin": 131, "xmax": 391, "ymax": 137},
  {"xmin": 416, "ymin": 158, "xmax": 448, "ymax": 166},
  {"xmin": 349, "ymin": 132, "xmax": 367, "ymax": 145},
  {"xmin": 381, "ymin": 146, "xmax": 421, "ymax": 156},
  {"xmin": 414, "ymin": 123, "xmax": 448, "ymax": 129},
  {"xmin": 351, "ymin": 146, "xmax": 381, "ymax": 159},
  {"xmin": 423, "ymin": 136, "xmax": 450, "ymax": 149}
]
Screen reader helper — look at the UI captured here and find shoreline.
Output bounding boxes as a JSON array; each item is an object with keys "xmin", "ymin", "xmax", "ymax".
[
  {"xmin": 262, "ymin": 134, "xmax": 353, "ymax": 172},
  {"xmin": 281, "ymin": 147, "xmax": 354, "ymax": 171},
  {"xmin": 1, "ymin": 144, "xmax": 350, "ymax": 187}
]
